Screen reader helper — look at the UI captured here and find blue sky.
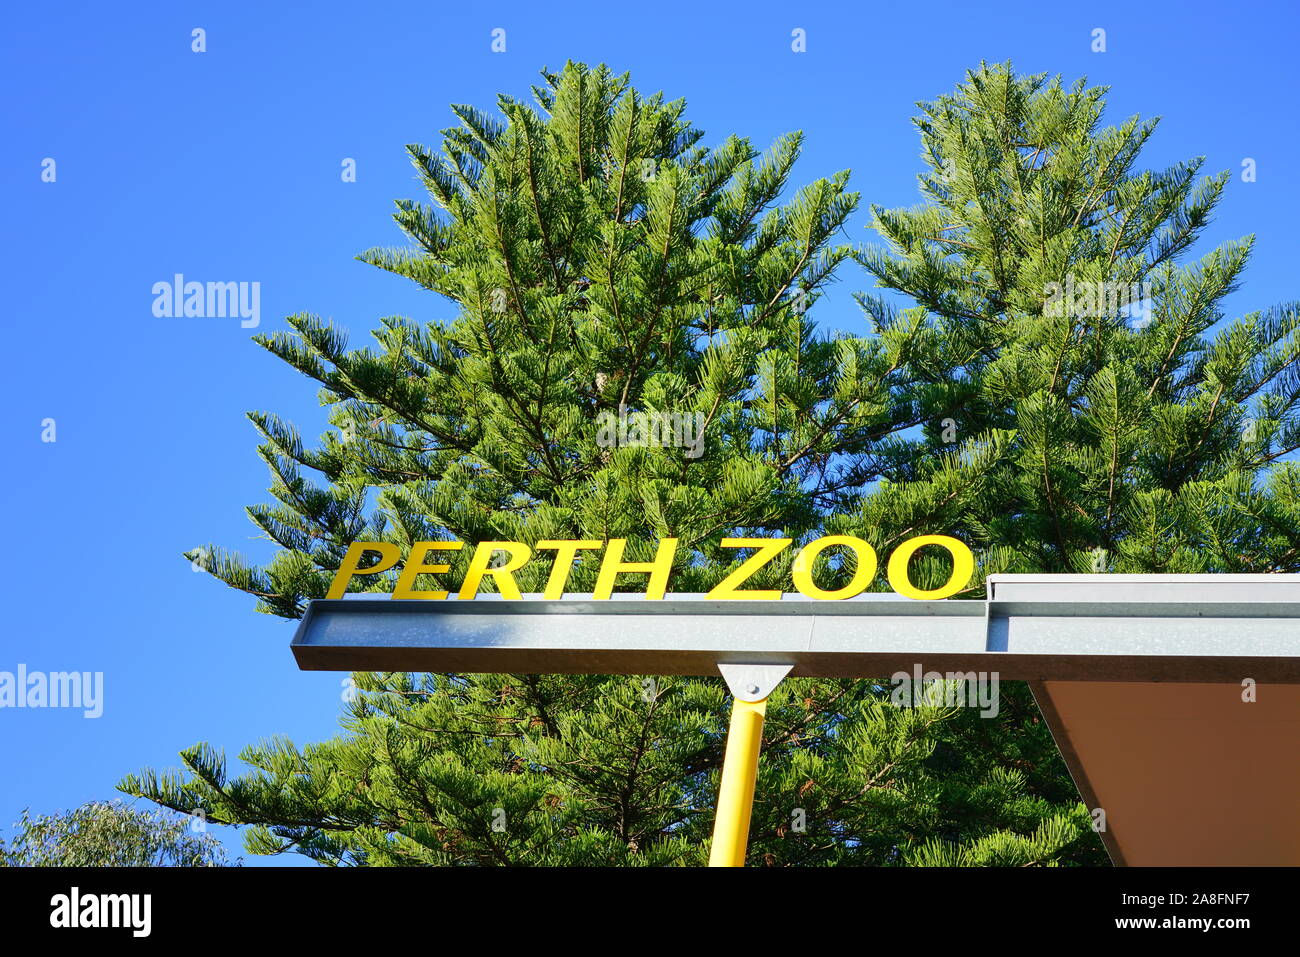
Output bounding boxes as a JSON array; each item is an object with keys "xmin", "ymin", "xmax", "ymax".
[{"xmin": 2, "ymin": 1, "xmax": 1297, "ymax": 865}]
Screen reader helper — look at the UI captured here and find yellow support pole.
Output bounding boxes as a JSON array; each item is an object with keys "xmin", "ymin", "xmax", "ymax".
[{"xmin": 708, "ymin": 695, "xmax": 769, "ymax": 867}]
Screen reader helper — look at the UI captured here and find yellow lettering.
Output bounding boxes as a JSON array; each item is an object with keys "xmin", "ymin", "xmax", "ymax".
[
  {"xmin": 593, "ymin": 538, "xmax": 678, "ymax": 600},
  {"xmin": 327, "ymin": 542, "xmax": 401, "ymax": 599},
  {"xmin": 457, "ymin": 541, "xmax": 532, "ymax": 599},
  {"xmin": 886, "ymin": 535, "xmax": 974, "ymax": 600},
  {"xmin": 392, "ymin": 541, "xmax": 464, "ymax": 600},
  {"xmin": 791, "ymin": 535, "xmax": 877, "ymax": 600},
  {"xmin": 330, "ymin": 533, "xmax": 973, "ymax": 603},
  {"xmin": 535, "ymin": 540, "xmax": 603, "ymax": 599},
  {"xmin": 706, "ymin": 538, "xmax": 792, "ymax": 599}
]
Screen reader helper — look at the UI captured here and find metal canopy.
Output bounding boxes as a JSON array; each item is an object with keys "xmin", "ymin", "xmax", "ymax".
[
  {"xmin": 291, "ymin": 574, "xmax": 1300, "ymax": 682},
  {"xmin": 288, "ymin": 573, "xmax": 1300, "ymax": 866}
]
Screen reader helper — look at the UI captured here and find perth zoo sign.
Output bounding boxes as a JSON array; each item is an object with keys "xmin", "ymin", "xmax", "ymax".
[
  {"xmin": 292, "ymin": 535, "xmax": 1300, "ymax": 868},
  {"xmin": 324, "ymin": 534, "xmax": 975, "ymax": 602}
]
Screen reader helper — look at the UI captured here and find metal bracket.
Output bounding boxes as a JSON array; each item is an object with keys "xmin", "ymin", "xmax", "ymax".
[{"xmin": 717, "ymin": 663, "xmax": 794, "ymax": 702}]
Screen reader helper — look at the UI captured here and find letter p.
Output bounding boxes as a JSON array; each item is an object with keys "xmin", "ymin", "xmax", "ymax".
[{"xmin": 327, "ymin": 542, "xmax": 401, "ymax": 598}]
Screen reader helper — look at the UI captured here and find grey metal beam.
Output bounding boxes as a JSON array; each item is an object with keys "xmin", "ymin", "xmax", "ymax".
[{"xmin": 290, "ymin": 575, "xmax": 1300, "ymax": 682}]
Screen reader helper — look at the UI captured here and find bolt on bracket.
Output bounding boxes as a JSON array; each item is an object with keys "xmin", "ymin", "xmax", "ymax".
[{"xmin": 717, "ymin": 663, "xmax": 794, "ymax": 702}]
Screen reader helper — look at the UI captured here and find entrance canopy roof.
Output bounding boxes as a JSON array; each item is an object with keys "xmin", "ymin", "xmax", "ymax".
[
  {"xmin": 289, "ymin": 573, "xmax": 1300, "ymax": 865},
  {"xmin": 291, "ymin": 574, "xmax": 1300, "ymax": 682}
]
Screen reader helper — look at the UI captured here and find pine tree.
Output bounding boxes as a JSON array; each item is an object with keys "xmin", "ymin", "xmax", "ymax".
[
  {"xmin": 842, "ymin": 62, "xmax": 1300, "ymax": 579},
  {"xmin": 120, "ymin": 62, "xmax": 1296, "ymax": 866},
  {"xmin": 808, "ymin": 63, "xmax": 1300, "ymax": 865}
]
